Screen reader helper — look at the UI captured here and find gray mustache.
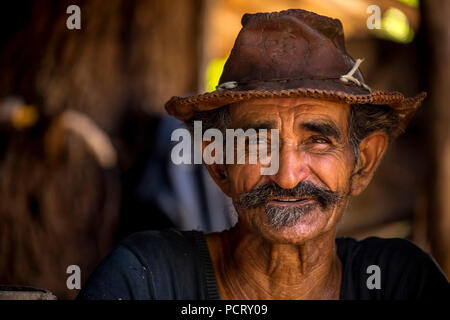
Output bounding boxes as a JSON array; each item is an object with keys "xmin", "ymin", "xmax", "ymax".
[{"xmin": 235, "ymin": 180, "xmax": 343, "ymax": 209}]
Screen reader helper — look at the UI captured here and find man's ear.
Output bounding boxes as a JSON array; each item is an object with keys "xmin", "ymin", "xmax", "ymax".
[
  {"xmin": 350, "ymin": 131, "xmax": 389, "ymax": 195},
  {"xmin": 202, "ymin": 140, "xmax": 232, "ymax": 197}
]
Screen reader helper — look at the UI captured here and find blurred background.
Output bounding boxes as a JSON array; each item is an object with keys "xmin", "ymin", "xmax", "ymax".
[{"xmin": 0, "ymin": 0, "xmax": 448, "ymax": 299}]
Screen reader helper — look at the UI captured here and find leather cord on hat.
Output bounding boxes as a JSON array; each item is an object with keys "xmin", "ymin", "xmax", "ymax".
[{"xmin": 339, "ymin": 58, "xmax": 372, "ymax": 92}]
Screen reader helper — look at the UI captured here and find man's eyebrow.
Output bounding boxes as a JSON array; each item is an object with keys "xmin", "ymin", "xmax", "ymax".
[
  {"xmin": 300, "ymin": 121, "xmax": 342, "ymax": 140},
  {"xmin": 238, "ymin": 121, "xmax": 277, "ymax": 131}
]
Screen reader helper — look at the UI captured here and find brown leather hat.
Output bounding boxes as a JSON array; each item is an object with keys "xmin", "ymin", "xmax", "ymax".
[{"xmin": 165, "ymin": 9, "xmax": 425, "ymax": 135}]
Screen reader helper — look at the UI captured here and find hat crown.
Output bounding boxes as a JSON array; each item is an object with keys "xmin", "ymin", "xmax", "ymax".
[{"xmin": 219, "ymin": 9, "xmax": 365, "ymax": 86}]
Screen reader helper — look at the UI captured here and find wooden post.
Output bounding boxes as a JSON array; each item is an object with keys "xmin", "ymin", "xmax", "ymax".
[{"xmin": 422, "ymin": 0, "xmax": 450, "ymax": 278}]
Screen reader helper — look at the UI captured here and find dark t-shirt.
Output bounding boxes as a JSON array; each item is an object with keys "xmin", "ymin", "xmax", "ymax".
[{"xmin": 77, "ymin": 229, "xmax": 450, "ymax": 300}]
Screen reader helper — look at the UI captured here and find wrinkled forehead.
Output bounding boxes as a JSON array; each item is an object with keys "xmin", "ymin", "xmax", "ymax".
[{"xmin": 228, "ymin": 97, "xmax": 350, "ymax": 131}]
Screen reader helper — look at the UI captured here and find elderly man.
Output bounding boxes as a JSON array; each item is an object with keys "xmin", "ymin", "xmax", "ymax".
[{"xmin": 79, "ymin": 9, "xmax": 449, "ymax": 300}]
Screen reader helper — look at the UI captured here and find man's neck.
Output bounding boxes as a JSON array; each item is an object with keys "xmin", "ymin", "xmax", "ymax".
[{"xmin": 206, "ymin": 224, "xmax": 342, "ymax": 300}]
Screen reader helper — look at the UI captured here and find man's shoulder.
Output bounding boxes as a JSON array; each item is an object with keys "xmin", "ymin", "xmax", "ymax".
[
  {"xmin": 78, "ymin": 228, "xmax": 209, "ymax": 300},
  {"xmin": 336, "ymin": 236, "xmax": 438, "ymax": 273},
  {"xmin": 336, "ymin": 236, "xmax": 450, "ymax": 299},
  {"xmin": 337, "ymin": 236, "xmax": 428, "ymax": 260},
  {"xmin": 119, "ymin": 228, "xmax": 204, "ymax": 262}
]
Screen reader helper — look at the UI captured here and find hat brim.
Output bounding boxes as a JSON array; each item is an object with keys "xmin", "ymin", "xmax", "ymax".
[{"xmin": 165, "ymin": 86, "xmax": 426, "ymax": 137}]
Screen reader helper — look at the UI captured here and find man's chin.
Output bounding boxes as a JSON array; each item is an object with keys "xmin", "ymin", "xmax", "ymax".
[
  {"xmin": 265, "ymin": 201, "xmax": 318, "ymax": 227},
  {"xmin": 259, "ymin": 205, "xmax": 330, "ymax": 244}
]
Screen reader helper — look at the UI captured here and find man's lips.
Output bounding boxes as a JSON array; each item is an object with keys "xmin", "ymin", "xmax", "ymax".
[{"xmin": 267, "ymin": 197, "xmax": 315, "ymax": 206}]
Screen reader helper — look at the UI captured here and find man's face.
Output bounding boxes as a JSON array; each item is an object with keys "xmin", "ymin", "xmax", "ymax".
[{"xmin": 224, "ymin": 97, "xmax": 356, "ymax": 244}]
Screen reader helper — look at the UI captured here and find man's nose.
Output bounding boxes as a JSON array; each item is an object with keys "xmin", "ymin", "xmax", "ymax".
[{"xmin": 268, "ymin": 143, "xmax": 309, "ymax": 190}]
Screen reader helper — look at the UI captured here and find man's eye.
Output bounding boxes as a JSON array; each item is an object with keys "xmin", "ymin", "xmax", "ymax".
[{"xmin": 311, "ymin": 136, "xmax": 330, "ymax": 144}]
